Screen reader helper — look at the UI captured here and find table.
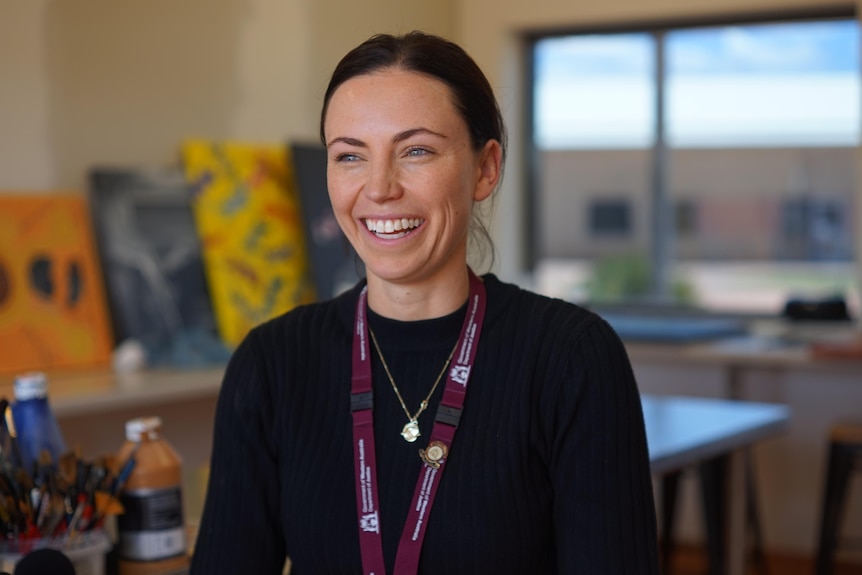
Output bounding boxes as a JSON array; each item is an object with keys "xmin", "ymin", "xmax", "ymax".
[
  {"xmin": 623, "ymin": 325, "xmax": 862, "ymax": 559},
  {"xmin": 627, "ymin": 334, "xmax": 862, "ymax": 399},
  {"xmin": 642, "ymin": 394, "xmax": 791, "ymax": 575}
]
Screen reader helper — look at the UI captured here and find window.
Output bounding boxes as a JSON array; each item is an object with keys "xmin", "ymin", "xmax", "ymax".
[
  {"xmin": 589, "ymin": 199, "xmax": 632, "ymax": 237},
  {"xmin": 528, "ymin": 13, "xmax": 860, "ymax": 315}
]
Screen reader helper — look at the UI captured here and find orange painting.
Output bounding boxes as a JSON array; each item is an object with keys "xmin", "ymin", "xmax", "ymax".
[{"xmin": 0, "ymin": 194, "xmax": 114, "ymax": 374}]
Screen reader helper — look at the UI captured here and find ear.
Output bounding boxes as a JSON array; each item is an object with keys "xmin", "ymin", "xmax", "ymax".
[{"xmin": 473, "ymin": 139, "xmax": 502, "ymax": 202}]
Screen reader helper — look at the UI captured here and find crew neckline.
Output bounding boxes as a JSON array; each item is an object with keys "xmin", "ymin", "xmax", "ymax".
[{"xmin": 367, "ymin": 300, "xmax": 467, "ymax": 352}]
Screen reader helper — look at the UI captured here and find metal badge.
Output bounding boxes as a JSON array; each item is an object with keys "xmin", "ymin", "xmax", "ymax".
[{"xmin": 419, "ymin": 441, "xmax": 448, "ymax": 468}]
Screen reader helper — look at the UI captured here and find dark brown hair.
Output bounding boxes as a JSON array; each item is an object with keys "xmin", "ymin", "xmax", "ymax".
[{"xmin": 320, "ymin": 31, "xmax": 506, "ymax": 268}]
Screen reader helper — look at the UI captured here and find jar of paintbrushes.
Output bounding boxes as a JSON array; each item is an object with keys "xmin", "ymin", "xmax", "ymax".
[{"xmin": 0, "ymin": 372, "xmax": 124, "ymax": 575}]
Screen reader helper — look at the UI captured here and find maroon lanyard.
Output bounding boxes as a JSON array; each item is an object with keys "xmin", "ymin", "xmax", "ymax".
[{"xmin": 350, "ymin": 270, "xmax": 487, "ymax": 575}]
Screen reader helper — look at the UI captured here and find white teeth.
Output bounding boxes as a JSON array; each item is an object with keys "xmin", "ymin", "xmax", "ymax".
[{"xmin": 364, "ymin": 218, "xmax": 424, "ymax": 234}]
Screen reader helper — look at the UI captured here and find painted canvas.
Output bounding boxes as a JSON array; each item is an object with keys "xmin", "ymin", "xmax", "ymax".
[
  {"xmin": 290, "ymin": 142, "xmax": 361, "ymax": 300},
  {"xmin": 0, "ymin": 194, "xmax": 114, "ymax": 374},
  {"xmin": 182, "ymin": 141, "xmax": 315, "ymax": 347},
  {"xmin": 88, "ymin": 168, "xmax": 230, "ymax": 367}
]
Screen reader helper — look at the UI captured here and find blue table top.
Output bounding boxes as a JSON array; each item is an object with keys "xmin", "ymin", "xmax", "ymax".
[{"xmin": 641, "ymin": 394, "xmax": 790, "ymax": 474}]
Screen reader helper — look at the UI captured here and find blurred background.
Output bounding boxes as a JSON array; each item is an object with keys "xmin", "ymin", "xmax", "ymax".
[{"xmin": 1, "ymin": 0, "xmax": 861, "ymax": 572}]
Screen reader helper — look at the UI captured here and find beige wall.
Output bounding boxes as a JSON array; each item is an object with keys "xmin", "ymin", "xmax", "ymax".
[
  {"xmin": 0, "ymin": 0, "xmax": 454, "ymax": 192},
  {"xmin": 0, "ymin": 1, "xmax": 54, "ymax": 189}
]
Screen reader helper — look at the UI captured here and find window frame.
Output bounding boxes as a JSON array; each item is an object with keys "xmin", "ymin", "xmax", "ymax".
[{"xmin": 522, "ymin": 6, "xmax": 858, "ymax": 303}]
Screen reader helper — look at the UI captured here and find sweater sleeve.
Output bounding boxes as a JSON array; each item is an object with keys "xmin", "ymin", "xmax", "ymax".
[
  {"xmin": 548, "ymin": 315, "xmax": 659, "ymax": 574},
  {"xmin": 190, "ymin": 329, "xmax": 287, "ymax": 575}
]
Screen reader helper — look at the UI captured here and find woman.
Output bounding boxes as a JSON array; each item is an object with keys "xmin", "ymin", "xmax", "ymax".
[{"xmin": 191, "ymin": 31, "xmax": 659, "ymax": 574}]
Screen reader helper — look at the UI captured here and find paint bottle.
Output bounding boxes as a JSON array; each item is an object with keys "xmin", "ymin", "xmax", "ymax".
[
  {"xmin": 10, "ymin": 372, "xmax": 67, "ymax": 473},
  {"xmin": 116, "ymin": 416, "xmax": 189, "ymax": 575}
]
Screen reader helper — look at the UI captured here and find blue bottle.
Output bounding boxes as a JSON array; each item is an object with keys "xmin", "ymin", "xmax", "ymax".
[{"xmin": 11, "ymin": 372, "xmax": 67, "ymax": 473}]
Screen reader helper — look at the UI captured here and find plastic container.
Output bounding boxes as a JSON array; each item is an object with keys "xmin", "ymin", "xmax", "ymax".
[
  {"xmin": 115, "ymin": 416, "xmax": 189, "ymax": 575},
  {"xmin": 10, "ymin": 372, "xmax": 67, "ymax": 472},
  {"xmin": 0, "ymin": 530, "xmax": 111, "ymax": 575}
]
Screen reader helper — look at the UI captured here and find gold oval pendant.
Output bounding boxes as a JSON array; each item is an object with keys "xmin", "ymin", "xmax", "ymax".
[{"xmin": 401, "ymin": 420, "xmax": 421, "ymax": 442}]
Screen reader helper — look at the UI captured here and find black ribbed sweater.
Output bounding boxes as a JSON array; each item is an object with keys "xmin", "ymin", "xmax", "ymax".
[{"xmin": 191, "ymin": 274, "xmax": 659, "ymax": 574}]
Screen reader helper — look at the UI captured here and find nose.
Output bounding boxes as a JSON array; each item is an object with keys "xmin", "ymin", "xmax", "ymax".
[{"xmin": 363, "ymin": 158, "xmax": 403, "ymax": 203}]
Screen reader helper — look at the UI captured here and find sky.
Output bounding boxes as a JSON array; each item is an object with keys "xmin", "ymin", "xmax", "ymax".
[{"xmin": 534, "ymin": 19, "xmax": 861, "ymax": 148}]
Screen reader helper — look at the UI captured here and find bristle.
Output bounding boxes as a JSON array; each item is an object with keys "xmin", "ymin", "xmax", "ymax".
[
  {"xmin": 38, "ymin": 449, "xmax": 53, "ymax": 467},
  {"xmin": 59, "ymin": 451, "xmax": 77, "ymax": 481},
  {"xmin": 15, "ymin": 468, "xmax": 33, "ymax": 491}
]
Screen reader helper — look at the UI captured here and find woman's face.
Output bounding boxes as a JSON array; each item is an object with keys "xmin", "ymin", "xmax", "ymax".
[{"xmin": 324, "ymin": 69, "xmax": 500, "ymax": 290}]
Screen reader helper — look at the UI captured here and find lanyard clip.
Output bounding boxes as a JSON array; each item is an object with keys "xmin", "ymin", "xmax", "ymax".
[
  {"xmin": 351, "ymin": 391, "xmax": 373, "ymax": 411},
  {"xmin": 435, "ymin": 404, "xmax": 462, "ymax": 427}
]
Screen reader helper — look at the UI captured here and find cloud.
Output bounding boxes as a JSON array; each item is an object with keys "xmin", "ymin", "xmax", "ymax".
[{"xmin": 669, "ymin": 21, "xmax": 857, "ymax": 74}]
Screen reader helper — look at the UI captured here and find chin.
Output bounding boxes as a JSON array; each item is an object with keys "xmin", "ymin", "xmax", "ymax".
[{"xmin": 367, "ymin": 265, "xmax": 422, "ymax": 283}]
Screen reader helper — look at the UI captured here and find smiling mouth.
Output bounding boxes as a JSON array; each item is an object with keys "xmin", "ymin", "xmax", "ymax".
[{"xmin": 364, "ymin": 217, "xmax": 425, "ymax": 239}]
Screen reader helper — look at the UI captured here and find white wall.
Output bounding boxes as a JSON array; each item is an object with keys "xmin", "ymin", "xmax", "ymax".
[{"xmin": 0, "ymin": 0, "xmax": 455, "ymax": 192}]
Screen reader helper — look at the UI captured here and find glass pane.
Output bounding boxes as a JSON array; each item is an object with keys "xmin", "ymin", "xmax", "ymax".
[
  {"xmin": 666, "ymin": 20, "xmax": 860, "ymax": 147},
  {"xmin": 665, "ymin": 20, "xmax": 859, "ymax": 314},
  {"xmin": 533, "ymin": 33, "xmax": 657, "ymax": 302},
  {"xmin": 531, "ymin": 20, "xmax": 860, "ymax": 316},
  {"xmin": 534, "ymin": 33, "xmax": 655, "ymax": 149}
]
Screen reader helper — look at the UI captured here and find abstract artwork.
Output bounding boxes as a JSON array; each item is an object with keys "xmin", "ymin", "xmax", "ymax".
[
  {"xmin": 88, "ymin": 168, "xmax": 230, "ymax": 367},
  {"xmin": 0, "ymin": 194, "xmax": 113, "ymax": 374},
  {"xmin": 182, "ymin": 141, "xmax": 315, "ymax": 347}
]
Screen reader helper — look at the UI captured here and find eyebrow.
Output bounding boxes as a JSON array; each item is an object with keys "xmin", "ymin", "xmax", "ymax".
[{"xmin": 327, "ymin": 127, "xmax": 448, "ymax": 149}]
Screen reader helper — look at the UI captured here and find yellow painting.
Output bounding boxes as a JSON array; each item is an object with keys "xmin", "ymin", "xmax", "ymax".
[
  {"xmin": 182, "ymin": 141, "xmax": 314, "ymax": 346},
  {"xmin": 0, "ymin": 194, "xmax": 114, "ymax": 374}
]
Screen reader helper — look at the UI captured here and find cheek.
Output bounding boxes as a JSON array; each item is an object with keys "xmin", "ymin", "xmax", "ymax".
[
  {"xmin": 326, "ymin": 172, "xmax": 351, "ymax": 210},
  {"xmin": 442, "ymin": 168, "xmax": 480, "ymax": 213}
]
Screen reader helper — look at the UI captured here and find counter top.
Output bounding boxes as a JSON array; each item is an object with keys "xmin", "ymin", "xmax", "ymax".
[{"xmin": 0, "ymin": 367, "xmax": 226, "ymax": 418}]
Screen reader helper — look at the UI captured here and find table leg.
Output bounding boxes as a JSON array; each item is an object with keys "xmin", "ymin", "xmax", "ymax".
[
  {"xmin": 725, "ymin": 364, "xmax": 770, "ymax": 575},
  {"xmin": 727, "ymin": 448, "xmax": 747, "ymax": 575}
]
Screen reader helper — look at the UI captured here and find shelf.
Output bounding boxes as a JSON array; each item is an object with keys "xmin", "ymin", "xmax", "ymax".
[{"xmin": 0, "ymin": 367, "xmax": 226, "ymax": 419}]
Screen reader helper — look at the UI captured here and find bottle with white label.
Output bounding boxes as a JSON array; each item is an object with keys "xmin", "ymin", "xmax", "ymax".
[{"xmin": 116, "ymin": 416, "xmax": 189, "ymax": 575}]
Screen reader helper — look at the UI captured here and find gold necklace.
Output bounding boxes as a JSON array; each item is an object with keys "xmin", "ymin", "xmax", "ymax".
[{"xmin": 368, "ymin": 327, "xmax": 458, "ymax": 443}]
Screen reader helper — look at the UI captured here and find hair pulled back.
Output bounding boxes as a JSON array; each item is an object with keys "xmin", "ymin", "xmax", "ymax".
[
  {"xmin": 319, "ymin": 31, "xmax": 507, "ymax": 269},
  {"xmin": 320, "ymin": 31, "xmax": 506, "ymax": 162}
]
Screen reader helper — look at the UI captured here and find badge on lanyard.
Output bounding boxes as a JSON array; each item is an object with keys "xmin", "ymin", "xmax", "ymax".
[{"xmin": 349, "ymin": 270, "xmax": 487, "ymax": 575}]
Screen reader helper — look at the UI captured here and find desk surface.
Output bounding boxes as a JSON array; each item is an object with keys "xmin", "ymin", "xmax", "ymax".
[
  {"xmin": 0, "ymin": 367, "xmax": 226, "ymax": 418},
  {"xmin": 643, "ymin": 394, "xmax": 790, "ymax": 474},
  {"xmin": 626, "ymin": 335, "xmax": 862, "ymax": 373}
]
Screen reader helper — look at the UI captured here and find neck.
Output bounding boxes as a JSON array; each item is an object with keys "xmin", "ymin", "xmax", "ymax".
[{"xmin": 366, "ymin": 267, "xmax": 471, "ymax": 321}]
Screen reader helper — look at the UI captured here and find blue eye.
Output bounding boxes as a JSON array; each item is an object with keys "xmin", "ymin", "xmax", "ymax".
[
  {"xmin": 335, "ymin": 153, "xmax": 360, "ymax": 162},
  {"xmin": 406, "ymin": 147, "xmax": 429, "ymax": 157}
]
